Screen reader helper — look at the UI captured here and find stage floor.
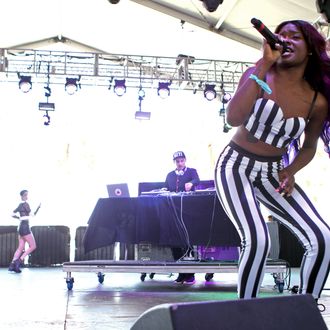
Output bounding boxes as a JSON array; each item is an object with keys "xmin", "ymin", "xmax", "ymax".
[{"xmin": 0, "ymin": 266, "xmax": 329, "ymax": 329}]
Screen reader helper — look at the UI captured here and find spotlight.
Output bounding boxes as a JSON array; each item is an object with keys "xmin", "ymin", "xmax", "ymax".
[
  {"xmin": 138, "ymin": 87, "xmax": 145, "ymax": 99},
  {"xmin": 200, "ymin": 0, "xmax": 223, "ymax": 12},
  {"xmin": 39, "ymin": 103, "xmax": 54, "ymax": 126},
  {"xmin": 114, "ymin": 79, "xmax": 126, "ymax": 96},
  {"xmin": 223, "ymin": 122, "xmax": 232, "ymax": 133},
  {"xmin": 221, "ymin": 92, "xmax": 232, "ymax": 104},
  {"xmin": 135, "ymin": 111, "xmax": 151, "ymax": 120},
  {"xmin": 38, "ymin": 102, "xmax": 55, "ymax": 111},
  {"xmin": 17, "ymin": 74, "xmax": 32, "ymax": 93},
  {"xmin": 65, "ymin": 76, "xmax": 81, "ymax": 95},
  {"xmin": 204, "ymin": 84, "xmax": 217, "ymax": 101},
  {"xmin": 157, "ymin": 82, "xmax": 171, "ymax": 98}
]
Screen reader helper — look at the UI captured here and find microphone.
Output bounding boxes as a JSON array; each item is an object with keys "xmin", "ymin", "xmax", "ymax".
[{"xmin": 251, "ymin": 18, "xmax": 288, "ymax": 53}]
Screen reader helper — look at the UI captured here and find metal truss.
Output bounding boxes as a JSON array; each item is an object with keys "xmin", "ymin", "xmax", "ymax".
[
  {"xmin": 0, "ymin": 48, "xmax": 253, "ymax": 94},
  {"xmin": 313, "ymin": 15, "xmax": 330, "ymax": 41}
]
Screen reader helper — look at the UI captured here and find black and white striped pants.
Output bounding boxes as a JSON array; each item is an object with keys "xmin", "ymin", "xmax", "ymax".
[{"xmin": 215, "ymin": 141, "xmax": 330, "ymax": 299}]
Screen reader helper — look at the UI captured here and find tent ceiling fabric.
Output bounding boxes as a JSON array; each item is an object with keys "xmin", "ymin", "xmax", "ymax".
[
  {"xmin": 1, "ymin": 0, "xmax": 327, "ymax": 62},
  {"xmin": 131, "ymin": 0, "xmax": 326, "ymax": 48},
  {"xmin": 133, "ymin": 0, "xmax": 326, "ymax": 48}
]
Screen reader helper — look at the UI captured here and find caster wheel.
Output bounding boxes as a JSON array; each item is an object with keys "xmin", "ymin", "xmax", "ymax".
[
  {"xmin": 277, "ymin": 281, "xmax": 284, "ymax": 293},
  {"xmin": 149, "ymin": 273, "xmax": 155, "ymax": 279},
  {"xmin": 97, "ymin": 272, "xmax": 105, "ymax": 284},
  {"xmin": 290, "ymin": 285, "xmax": 299, "ymax": 294},
  {"xmin": 205, "ymin": 273, "xmax": 214, "ymax": 281},
  {"xmin": 140, "ymin": 273, "xmax": 146, "ymax": 281},
  {"xmin": 66, "ymin": 278, "xmax": 74, "ymax": 290}
]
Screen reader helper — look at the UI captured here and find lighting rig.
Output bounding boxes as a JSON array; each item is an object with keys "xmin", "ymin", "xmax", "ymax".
[
  {"xmin": 135, "ymin": 66, "xmax": 150, "ymax": 120},
  {"xmin": 219, "ymin": 75, "xmax": 232, "ymax": 133},
  {"xmin": 38, "ymin": 63, "xmax": 55, "ymax": 125}
]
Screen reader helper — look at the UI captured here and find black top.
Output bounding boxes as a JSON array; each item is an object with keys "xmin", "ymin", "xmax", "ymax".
[
  {"xmin": 165, "ymin": 167, "xmax": 200, "ymax": 192},
  {"xmin": 13, "ymin": 202, "xmax": 31, "ymax": 217}
]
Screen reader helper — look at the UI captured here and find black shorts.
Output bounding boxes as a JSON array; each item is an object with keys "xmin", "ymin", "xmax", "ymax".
[{"xmin": 18, "ymin": 220, "xmax": 31, "ymax": 236}]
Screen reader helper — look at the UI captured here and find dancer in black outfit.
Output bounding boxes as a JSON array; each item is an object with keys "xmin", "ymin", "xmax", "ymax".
[{"xmin": 9, "ymin": 190, "xmax": 39, "ymax": 273}]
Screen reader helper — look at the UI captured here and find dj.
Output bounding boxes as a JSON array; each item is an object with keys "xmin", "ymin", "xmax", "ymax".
[
  {"xmin": 165, "ymin": 151, "xmax": 200, "ymax": 193},
  {"xmin": 165, "ymin": 151, "xmax": 200, "ymax": 284}
]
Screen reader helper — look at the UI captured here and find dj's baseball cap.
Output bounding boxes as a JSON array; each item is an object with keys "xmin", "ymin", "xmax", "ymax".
[{"xmin": 173, "ymin": 151, "xmax": 186, "ymax": 160}]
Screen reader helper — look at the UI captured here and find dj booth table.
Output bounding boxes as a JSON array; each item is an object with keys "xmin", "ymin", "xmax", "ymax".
[
  {"xmin": 83, "ymin": 193, "xmax": 240, "ymax": 251},
  {"xmin": 63, "ymin": 193, "xmax": 288, "ymax": 291}
]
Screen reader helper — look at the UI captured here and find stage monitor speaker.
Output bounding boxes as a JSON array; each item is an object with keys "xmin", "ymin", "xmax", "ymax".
[{"xmin": 131, "ymin": 294, "xmax": 326, "ymax": 330}]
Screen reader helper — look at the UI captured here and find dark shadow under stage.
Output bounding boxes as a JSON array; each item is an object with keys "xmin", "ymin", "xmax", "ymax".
[{"xmin": 0, "ymin": 266, "xmax": 329, "ymax": 329}]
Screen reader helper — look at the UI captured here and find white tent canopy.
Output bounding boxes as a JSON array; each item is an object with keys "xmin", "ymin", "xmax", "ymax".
[{"xmin": 1, "ymin": 0, "xmax": 263, "ymax": 60}]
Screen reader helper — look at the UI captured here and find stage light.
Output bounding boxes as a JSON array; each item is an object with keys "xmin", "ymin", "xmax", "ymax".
[
  {"xmin": 135, "ymin": 85, "xmax": 149, "ymax": 119},
  {"xmin": 113, "ymin": 79, "xmax": 126, "ymax": 96},
  {"xmin": 200, "ymin": 0, "xmax": 223, "ymax": 12},
  {"xmin": 65, "ymin": 77, "xmax": 81, "ymax": 95},
  {"xmin": 223, "ymin": 122, "xmax": 232, "ymax": 133},
  {"xmin": 157, "ymin": 82, "xmax": 171, "ymax": 98},
  {"xmin": 204, "ymin": 84, "xmax": 216, "ymax": 101},
  {"xmin": 17, "ymin": 74, "xmax": 32, "ymax": 93},
  {"xmin": 219, "ymin": 100, "xmax": 231, "ymax": 133},
  {"xmin": 39, "ymin": 103, "xmax": 54, "ymax": 126},
  {"xmin": 135, "ymin": 111, "xmax": 151, "ymax": 120},
  {"xmin": 38, "ymin": 102, "xmax": 55, "ymax": 111},
  {"xmin": 221, "ymin": 92, "xmax": 232, "ymax": 104},
  {"xmin": 138, "ymin": 87, "xmax": 145, "ymax": 99}
]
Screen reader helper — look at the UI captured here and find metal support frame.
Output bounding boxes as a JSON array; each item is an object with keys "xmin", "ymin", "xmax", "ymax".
[
  {"xmin": 0, "ymin": 48, "xmax": 253, "ymax": 94},
  {"xmin": 62, "ymin": 259, "xmax": 288, "ymax": 292},
  {"xmin": 313, "ymin": 15, "xmax": 330, "ymax": 41}
]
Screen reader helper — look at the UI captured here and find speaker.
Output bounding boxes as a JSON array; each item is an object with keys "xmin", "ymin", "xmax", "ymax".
[
  {"xmin": 0, "ymin": 226, "xmax": 18, "ymax": 266},
  {"xmin": 29, "ymin": 226, "xmax": 70, "ymax": 266},
  {"xmin": 278, "ymin": 223, "xmax": 304, "ymax": 266},
  {"xmin": 131, "ymin": 295, "xmax": 326, "ymax": 330},
  {"xmin": 267, "ymin": 221, "xmax": 280, "ymax": 259},
  {"xmin": 74, "ymin": 226, "xmax": 114, "ymax": 261}
]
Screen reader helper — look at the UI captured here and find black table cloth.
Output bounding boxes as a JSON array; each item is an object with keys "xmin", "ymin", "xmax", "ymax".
[{"xmin": 83, "ymin": 194, "xmax": 240, "ymax": 253}]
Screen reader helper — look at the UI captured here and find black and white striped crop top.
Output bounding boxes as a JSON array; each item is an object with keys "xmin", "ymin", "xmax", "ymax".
[{"xmin": 244, "ymin": 93, "xmax": 317, "ymax": 148}]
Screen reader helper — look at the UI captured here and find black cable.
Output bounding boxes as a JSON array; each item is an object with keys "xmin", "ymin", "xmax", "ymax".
[
  {"xmin": 200, "ymin": 193, "xmax": 218, "ymax": 260},
  {"xmin": 166, "ymin": 193, "xmax": 195, "ymax": 260},
  {"xmin": 285, "ymin": 261, "xmax": 292, "ymax": 290}
]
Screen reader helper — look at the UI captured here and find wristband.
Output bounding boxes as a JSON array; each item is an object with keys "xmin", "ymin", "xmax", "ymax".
[{"xmin": 249, "ymin": 74, "xmax": 272, "ymax": 94}]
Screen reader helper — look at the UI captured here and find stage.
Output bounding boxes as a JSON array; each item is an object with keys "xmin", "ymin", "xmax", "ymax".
[{"xmin": 1, "ymin": 266, "xmax": 329, "ymax": 329}]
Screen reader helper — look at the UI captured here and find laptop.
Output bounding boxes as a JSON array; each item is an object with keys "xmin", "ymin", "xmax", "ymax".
[{"xmin": 106, "ymin": 183, "xmax": 130, "ymax": 198}]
